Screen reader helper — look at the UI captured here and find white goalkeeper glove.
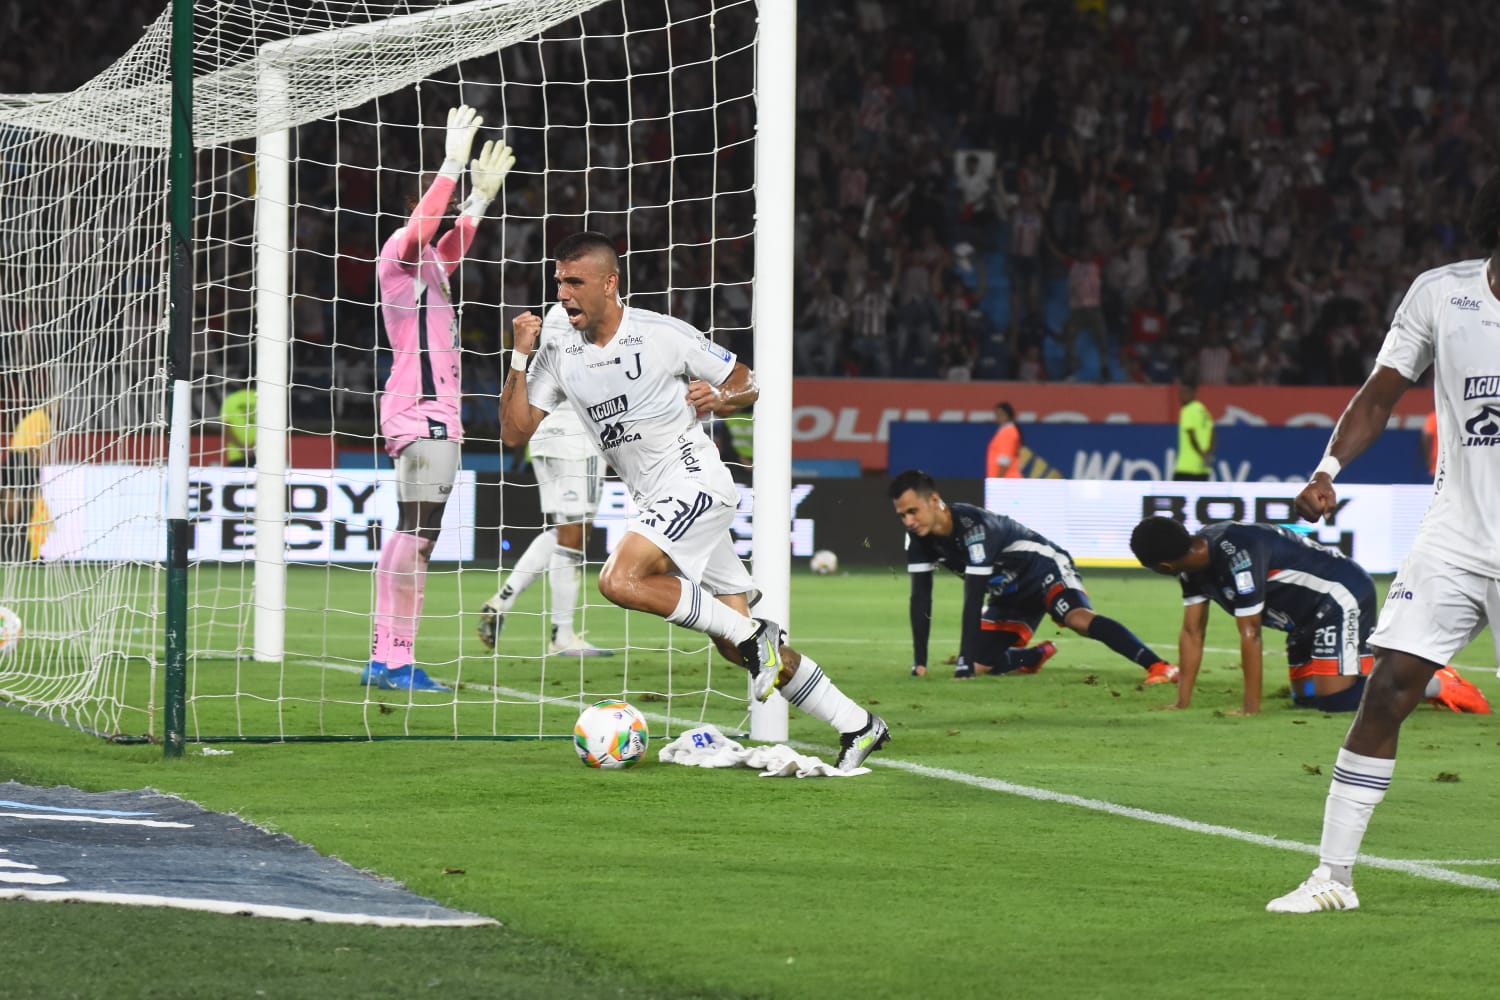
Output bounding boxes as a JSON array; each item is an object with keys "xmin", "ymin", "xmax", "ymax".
[
  {"xmin": 461, "ymin": 139, "xmax": 516, "ymax": 218},
  {"xmin": 439, "ymin": 104, "xmax": 484, "ymax": 180}
]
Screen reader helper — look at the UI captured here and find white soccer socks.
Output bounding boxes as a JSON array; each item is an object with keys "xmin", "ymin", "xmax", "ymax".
[
  {"xmin": 779, "ymin": 655, "xmax": 868, "ymax": 734},
  {"xmin": 548, "ymin": 544, "xmax": 584, "ymax": 638},
  {"xmin": 665, "ymin": 580, "xmax": 758, "ymax": 646},
  {"xmin": 1320, "ymin": 747, "xmax": 1394, "ymax": 870},
  {"xmin": 489, "ymin": 527, "xmax": 559, "ymax": 610}
]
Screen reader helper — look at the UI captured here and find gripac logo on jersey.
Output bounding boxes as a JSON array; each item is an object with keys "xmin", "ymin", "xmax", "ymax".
[{"xmin": 1450, "ymin": 295, "xmax": 1482, "ymax": 311}]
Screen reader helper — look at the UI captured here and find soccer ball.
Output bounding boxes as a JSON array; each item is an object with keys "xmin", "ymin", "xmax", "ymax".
[
  {"xmin": 0, "ymin": 605, "xmax": 21, "ymax": 656},
  {"xmin": 573, "ymin": 700, "xmax": 649, "ymax": 769},
  {"xmin": 809, "ymin": 549, "xmax": 839, "ymax": 575}
]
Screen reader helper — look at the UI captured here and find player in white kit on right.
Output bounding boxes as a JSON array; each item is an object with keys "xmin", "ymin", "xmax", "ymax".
[
  {"xmin": 1268, "ymin": 173, "xmax": 1500, "ymax": 913},
  {"xmin": 499, "ymin": 232, "xmax": 889, "ymax": 771},
  {"xmin": 477, "ymin": 305, "xmax": 612, "ymax": 657}
]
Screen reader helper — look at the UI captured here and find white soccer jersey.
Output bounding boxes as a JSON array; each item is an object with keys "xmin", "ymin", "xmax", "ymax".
[
  {"xmin": 1375, "ymin": 258, "xmax": 1500, "ymax": 577},
  {"xmin": 526, "ymin": 308, "xmax": 599, "ymax": 461},
  {"xmin": 526, "ymin": 304, "xmax": 738, "ymax": 506}
]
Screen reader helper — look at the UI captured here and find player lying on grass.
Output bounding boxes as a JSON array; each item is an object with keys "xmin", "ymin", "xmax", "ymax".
[
  {"xmin": 362, "ymin": 105, "xmax": 515, "ymax": 693},
  {"xmin": 498, "ymin": 231, "xmax": 888, "ymax": 770},
  {"xmin": 1129, "ymin": 516, "xmax": 1489, "ymax": 716},
  {"xmin": 889, "ymin": 469, "xmax": 1178, "ymax": 683}
]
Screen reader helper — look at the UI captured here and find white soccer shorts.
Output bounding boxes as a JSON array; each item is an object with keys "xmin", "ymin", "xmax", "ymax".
[
  {"xmin": 393, "ymin": 439, "xmax": 461, "ymax": 504},
  {"xmin": 627, "ymin": 484, "xmax": 754, "ymax": 598},
  {"xmin": 1369, "ymin": 545, "xmax": 1500, "ymax": 667},
  {"xmin": 534, "ymin": 454, "xmax": 604, "ymax": 524}
]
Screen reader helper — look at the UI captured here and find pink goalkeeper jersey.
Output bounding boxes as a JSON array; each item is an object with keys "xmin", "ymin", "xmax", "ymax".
[{"xmin": 376, "ymin": 226, "xmax": 464, "ymax": 455}]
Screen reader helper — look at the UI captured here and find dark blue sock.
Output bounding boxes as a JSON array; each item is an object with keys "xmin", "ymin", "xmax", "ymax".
[{"xmin": 1086, "ymin": 615, "xmax": 1161, "ymax": 669}]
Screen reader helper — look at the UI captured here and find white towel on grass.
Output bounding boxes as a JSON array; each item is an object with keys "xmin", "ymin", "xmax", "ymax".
[{"xmin": 657, "ymin": 725, "xmax": 868, "ymax": 778}]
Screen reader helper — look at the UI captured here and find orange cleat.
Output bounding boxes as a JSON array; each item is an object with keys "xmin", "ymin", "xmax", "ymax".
[
  {"xmin": 1144, "ymin": 661, "xmax": 1180, "ymax": 685},
  {"xmin": 1428, "ymin": 666, "xmax": 1492, "ymax": 714},
  {"xmin": 1014, "ymin": 641, "xmax": 1058, "ymax": 675}
]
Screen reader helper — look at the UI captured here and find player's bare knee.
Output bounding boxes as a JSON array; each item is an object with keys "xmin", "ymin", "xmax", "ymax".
[
  {"xmin": 596, "ymin": 565, "xmax": 631, "ymax": 606},
  {"xmin": 1363, "ymin": 655, "xmax": 1435, "ymax": 718}
]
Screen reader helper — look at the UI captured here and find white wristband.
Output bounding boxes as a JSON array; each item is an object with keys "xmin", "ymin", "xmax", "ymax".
[
  {"xmin": 510, "ymin": 351, "xmax": 529, "ymax": 373},
  {"xmin": 437, "ymin": 157, "xmax": 464, "ymax": 182},
  {"xmin": 459, "ymin": 192, "xmax": 492, "ymax": 220},
  {"xmin": 1313, "ymin": 455, "xmax": 1341, "ymax": 481}
]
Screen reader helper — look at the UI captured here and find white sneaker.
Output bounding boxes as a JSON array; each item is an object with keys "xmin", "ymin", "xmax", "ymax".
[
  {"xmin": 1265, "ymin": 866, "xmax": 1360, "ymax": 913},
  {"xmin": 548, "ymin": 631, "xmax": 614, "ymax": 657}
]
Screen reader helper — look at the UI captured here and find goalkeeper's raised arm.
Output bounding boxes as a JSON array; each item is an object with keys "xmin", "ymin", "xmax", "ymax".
[{"xmin": 394, "ymin": 105, "xmax": 514, "ymax": 269}]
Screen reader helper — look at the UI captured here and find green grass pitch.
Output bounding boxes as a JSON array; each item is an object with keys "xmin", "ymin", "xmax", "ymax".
[{"xmin": 2, "ymin": 565, "xmax": 1499, "ymax": 999}]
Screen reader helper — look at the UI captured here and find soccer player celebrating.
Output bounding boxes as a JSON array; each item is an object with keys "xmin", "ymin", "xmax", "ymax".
[
  {"xmin": 1129, "ymin": 516, "xmax": 1488, "ymax": 716},
  {"xmin": 478, "ymin": 305, "xmax": 612, "ymax": 657},
  {"xmin": 889, "ymin": 469, "xmax": 1178, "ymax": 683},
  {"xmin": 1267, "ymin": 173, "xmax": 1500, "ymax": 914},
  {"xmin": 361, "ymin": 106, "xmax": 514, "ymax": 692},
  {"xmin": 500, "ymin": 232, "xmax": 889, "ymax": 771}
]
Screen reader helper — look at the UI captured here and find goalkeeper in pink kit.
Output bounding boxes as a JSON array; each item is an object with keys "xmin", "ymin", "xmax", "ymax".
[{"xmin": 360, "ymin": 106, "xmax": 514, "ymax": 692}]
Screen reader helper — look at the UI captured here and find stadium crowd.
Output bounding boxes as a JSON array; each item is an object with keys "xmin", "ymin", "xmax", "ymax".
[
  {"xmin": 3, "ymin": 0, "xmax": 1500, "ymax": 437},
  {"xmin": 791, "ymin": 0, "xmax": 1500, "ymax": 384}
]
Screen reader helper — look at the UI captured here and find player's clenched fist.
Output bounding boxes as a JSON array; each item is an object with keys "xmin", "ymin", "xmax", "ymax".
[
  {"xmin": 512, "ymin": 311, "xmax": 543, "ymax": 355},
  {"xmin": 685, "ymin": 379, "xmax": 727, "ymax": 417},
  {"xmin": 1294, "ymin": 474, "xmax": 1339, "ymax": 522}
]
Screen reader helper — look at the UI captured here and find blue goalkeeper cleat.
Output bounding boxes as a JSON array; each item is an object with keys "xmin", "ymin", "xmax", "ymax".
[
  {"xmin": 359, "ymin": 661, "xmax": 388, "ymax": 686},
  {"xmin": 377, "ymin": 665, "xmax": 451, "ymax": 692}
]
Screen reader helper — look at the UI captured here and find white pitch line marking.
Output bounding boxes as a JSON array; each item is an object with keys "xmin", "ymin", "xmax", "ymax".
[
  {"xmin": 305, "ymin": 660, "xmax": 1499, "ymax": 892},
  {"xmin": 863, "ymin": 757, "xmax": 1500, "ymax": 892}
]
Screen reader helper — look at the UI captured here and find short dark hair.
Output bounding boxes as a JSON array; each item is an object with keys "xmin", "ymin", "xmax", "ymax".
[
  {"xmin": 1129, "ymin": 516, "xmax": 1192, "ymax": 567},
  {"xmin": 996, "ymin": 401, "xmax": 1015, "ymax": 420},
  {"xmin": 888, "ymin": 468, "xmax": 938, "ymax": 500},
  {"xmin": 554, "ymin": 231, "xmax": 620, "ymax": 269},
  {"xmin": 1467, "ymin": 173, "xmax": 1500, "ymax": 253}
]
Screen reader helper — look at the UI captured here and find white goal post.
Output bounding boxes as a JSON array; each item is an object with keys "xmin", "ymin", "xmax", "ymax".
[{"xmin": 0, "ymin": 0, "xmax": 797, "ymax": 744}]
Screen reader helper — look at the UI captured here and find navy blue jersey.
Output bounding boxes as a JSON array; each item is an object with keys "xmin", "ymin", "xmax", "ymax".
[
  {"xmin": 905, "ymin": 503, "xmax": 1082, "ymax": 668},
  {"xmin": 905, "ymin": 502, "xmax": 1073, "ymax": 585},
  {"xmin": 1178, "ymin": 522, "xmax": 1375, "ymax": 632}
]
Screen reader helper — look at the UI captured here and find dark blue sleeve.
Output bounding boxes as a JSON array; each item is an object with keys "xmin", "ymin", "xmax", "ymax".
[
  {"xmin": 1225, "ymin": 527, "xmax": 1268, "ymax": 615},
  {"xmin": 909, "ymin": 568, "xmax": 934, "ymax": 667},
  {"xmin": 959, "ymin": 572, "xmax": 987, "ymax": 666}
]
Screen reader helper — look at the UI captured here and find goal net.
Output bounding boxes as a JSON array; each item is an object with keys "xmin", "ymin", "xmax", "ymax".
[{"xmin": 0, "ymin": 0, "xmax": 776, "ymax": 744}]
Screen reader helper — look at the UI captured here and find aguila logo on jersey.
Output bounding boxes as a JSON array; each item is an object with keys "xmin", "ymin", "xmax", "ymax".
[
  {"xmin": 1462, "ymin": 404, "xmax": 1500, "ymax": 445},
  {"xmin": 1386, "ymin": 582, "xmax": 1413, "ymax": 601},
  {"xmin": 1450, "ymin": 295, "xmax": 1482, "ymax": 311},
  {"xmin": 587, "ymin": 395, "xmax": 628, "ymax": 422},
  {"xmin": 1463, "ymin": 375, "xmax": 1500, "ymax": 399}
]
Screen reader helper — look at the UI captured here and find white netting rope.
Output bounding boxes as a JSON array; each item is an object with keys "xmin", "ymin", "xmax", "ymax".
[{"xmin": 0, "ymin": 0, "xmax": 760, "ymax": 740}]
